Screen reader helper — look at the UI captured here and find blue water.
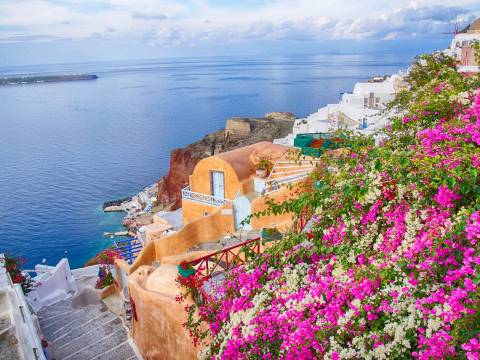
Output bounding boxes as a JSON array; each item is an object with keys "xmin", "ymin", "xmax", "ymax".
[{"xmin": 0, "ymin": 54, "xmax": 412, "ymax": 269}]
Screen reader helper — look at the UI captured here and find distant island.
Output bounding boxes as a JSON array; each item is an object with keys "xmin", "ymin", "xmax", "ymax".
[{"xmin": 0, "ymin": 74, "xmax": 98, "ymax": 86}]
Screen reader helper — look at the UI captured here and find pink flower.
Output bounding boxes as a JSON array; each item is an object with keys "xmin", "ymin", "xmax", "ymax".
[
  {"xmin": 433, "ymin": 186, "xmax": 461, "ymax": 208},
  {"xmin": 434, "ymin": 82, "xmax": 446, "ymax": 94},
  {"xmin": 466, "ymin": 212, "xmax": 480, "ymax": 243},
  {"xmin": 472, "ymin": 155, "xmax": 480, "ymax": 168},
  {"xmin": 462, "ymin": 337, "xmax": 480, "ymax": 360}
]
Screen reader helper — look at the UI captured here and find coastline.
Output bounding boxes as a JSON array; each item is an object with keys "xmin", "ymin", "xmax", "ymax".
[
  {"xmin": 0, "ymin": 74, "xmax": 98, "ymax": 86},
  {"xmin": 0, "ymin": 54, "xmax": 411, "ymax": 269},
  {"xmin": 99, "ymin": 69, "xmax": 405, "ymax": 247}
]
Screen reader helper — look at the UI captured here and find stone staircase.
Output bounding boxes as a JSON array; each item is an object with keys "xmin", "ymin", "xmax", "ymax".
[
  {"xmin": 263, "ymin": 159, "xmax": 319, "ymax": 195},
  {"xmin": 38, "ymin": 298, "xmax": 139, "ymax": 360}
]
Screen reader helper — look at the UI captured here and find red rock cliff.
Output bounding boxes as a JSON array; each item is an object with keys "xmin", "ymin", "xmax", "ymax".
[{"xmin": 157, "ymin": 147, "xmax": 204, "ymax": 210}]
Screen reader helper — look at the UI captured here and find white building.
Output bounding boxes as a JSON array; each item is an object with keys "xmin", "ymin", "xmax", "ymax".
[
  {"xmin": 275, "ymin": 74, "xmax": 403, "ymax": 146},
  {"xmin": 446, "ymin": 18, "xmax": 480, "ymax": 73}
]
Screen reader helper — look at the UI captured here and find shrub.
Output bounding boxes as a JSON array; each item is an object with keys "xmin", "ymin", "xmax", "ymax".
[{"xmin": 4, "ymin": 255, "xmax": 32, "ymax": 294}]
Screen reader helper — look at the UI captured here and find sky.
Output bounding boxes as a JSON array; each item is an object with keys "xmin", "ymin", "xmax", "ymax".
[{"xmin": 0, "ymin": 0, "xmax": 479, "ymax": 66}]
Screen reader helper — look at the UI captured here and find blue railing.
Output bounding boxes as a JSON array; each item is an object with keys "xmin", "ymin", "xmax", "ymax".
[{"xmin": 113, "ymin": 237, "xmax": 143, "ymax": 264}]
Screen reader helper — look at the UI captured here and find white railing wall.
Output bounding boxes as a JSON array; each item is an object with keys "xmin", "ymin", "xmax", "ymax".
[
  {"xmin": 71, "ymin": 264, "xmax": 100, "ymax": 278},
  {"xmin": 0, "ymin": 254, "xmax": 46, "ymax": 360},
  {"xmin": 26, "ymin": 258, "xmax": 77, "ymax": 312},
  {"xmin": 182, "ymin": 186, "xmax": 233, "ymax": 207},
  {"xmin": 262, "ymin": 160, "xmax": 320, "ymax": 195}
]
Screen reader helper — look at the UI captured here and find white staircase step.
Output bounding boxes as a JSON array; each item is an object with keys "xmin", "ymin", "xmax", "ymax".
[
  {"xmin": 55, "ymin": 319, "xmax": 124, "ymax": 358},
  {"xmin": 62, "ymin": 328, "xmax": 128, "ymax": 360},
  {"xmin": 39, "ymin": 298, "xmax": 137, "ymax": 360},
  {"xmin": 93, "ymin": 341, "xmax": 138, "ymax": 360}
]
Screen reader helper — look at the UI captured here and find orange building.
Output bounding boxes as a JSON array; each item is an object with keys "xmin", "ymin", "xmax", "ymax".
[
  {"xmin": 181, "ymin": 141, "xmax": 294, "ymax": 229},
  {"xmin": 113, "ymin": 141, "xmax": 320, "ymax": 359}
]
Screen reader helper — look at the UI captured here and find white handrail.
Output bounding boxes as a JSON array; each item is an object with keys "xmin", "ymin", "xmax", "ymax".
[
  {"xmin": 182, "ymin": 186, "xmax": 234, "ymax": 207},
  {"xmin": 268, "ymin": 168, "xmax": 312, "ymax": 177},
  {"xmin": 262, "ymin": 163, "xmax": 277, "ymax": 193},
  {"xmin": 3, "ymin": 272, "xmax": 46, "ymax": 360},
  {"xmin": 262, "ymin": 159, "xmax": 315, "ymax": 195}
]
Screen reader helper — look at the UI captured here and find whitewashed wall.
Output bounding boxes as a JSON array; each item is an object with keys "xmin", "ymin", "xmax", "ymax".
[{"xmin": 27, "ymin": 258, "xmax": 78, "ymax": 312}]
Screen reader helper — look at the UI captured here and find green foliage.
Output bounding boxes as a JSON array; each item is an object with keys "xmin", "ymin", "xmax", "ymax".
[
  {"xmin": 256, "ymin": 156, "xmax": 273, "ymax": 173},
  {"xmin": 472, "ymin": 41, "xmax": 480, "ymax": 66}
]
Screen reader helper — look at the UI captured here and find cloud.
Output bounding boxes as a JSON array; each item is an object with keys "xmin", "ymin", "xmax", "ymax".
[
  {"xmin": 383, "ymin": 31, "xmax": 398, "ymax": 41},
  {"xmin": 131, "ymin": 12, "xmax": 168, "ymax": 21},
  {"xmin": 0, "ymin": 0, "xmax": 477, "ymax": 46},
  {"xmin": 167, "ymin": 4, "xmax": 468, "ymax": 44}
]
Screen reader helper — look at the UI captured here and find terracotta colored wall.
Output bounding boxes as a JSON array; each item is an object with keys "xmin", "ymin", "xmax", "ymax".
[
  {"xmin": 127, "ymin": 204, "xmax": 235, "ymax": 277},
  {"xmin": 250, "ymin": 186, "xmax": 297, "ymax": 230},
  {"xmin": 154, "ymin": 205, "xmax": 235, "ymax": 261},
  {"xmin": 189, "ymin": 157, "xmax": 240, "ymax": 200},
  {"xmin": 240, "ymin": 177, "xmax": 254, "ymax": 195},
  {"xmin": 182, "ymin": 199, "xmax": 217, "ymax": 224},
  {"xmin": 128, "ymin": 267, "xmax": 197, "ymax": 360}
]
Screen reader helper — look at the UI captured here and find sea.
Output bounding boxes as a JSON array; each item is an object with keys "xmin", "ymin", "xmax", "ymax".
[{"xmin": 0, "ymin": 53, "xmax": 413, "ymax": 269}]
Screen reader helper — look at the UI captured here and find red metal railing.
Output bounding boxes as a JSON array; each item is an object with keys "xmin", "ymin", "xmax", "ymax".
[
  {"xmin": 184, "ymin": 237, "xmax": 262, "ymax": 304},
  {"xmin": 186, "ymin": 237, "xmax": 261, "ymax": 282}
]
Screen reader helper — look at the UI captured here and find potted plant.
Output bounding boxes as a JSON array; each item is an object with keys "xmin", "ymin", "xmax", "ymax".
[
  {"xmin": 4, "ymin": 255, "xmax": 32, "ymax": 294},
  {"xmin": 177, "ymin": 260, "xmax": 196, "ymax": 278},
  {"xmin": 256, "ymin": 157, "xmax": 273, "ymax": 178}
]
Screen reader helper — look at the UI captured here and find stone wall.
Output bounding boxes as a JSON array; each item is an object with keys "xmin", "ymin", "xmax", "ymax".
[
  {"xmin": 250, "ymin": 185, "xmax": 297, "ymax": 230},
  {"xmin": 225, "ymin": 118, "xmax": 252, "ymax": 139}
]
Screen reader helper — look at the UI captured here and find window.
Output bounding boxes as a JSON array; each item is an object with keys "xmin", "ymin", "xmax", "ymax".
[{"xmin": 210, "ymin": 171, "xmax": 225, "ymax": 199}]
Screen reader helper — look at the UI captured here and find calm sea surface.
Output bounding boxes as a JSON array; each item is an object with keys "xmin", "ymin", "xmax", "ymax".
[{"xmin": 0, "ymin": 54, "xmax": 411, "ymax": 268}]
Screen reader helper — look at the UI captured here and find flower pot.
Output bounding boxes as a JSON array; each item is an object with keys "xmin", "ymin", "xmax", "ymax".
[
  {"xmin": 256, "ymin": 168, "xmax": 268, "ymax": 178},
  {"xmin": 178, "ymin": 265, "xmax": 196, "ymax": 278}
]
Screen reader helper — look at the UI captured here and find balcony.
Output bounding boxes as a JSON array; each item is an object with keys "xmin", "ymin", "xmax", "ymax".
[{"xmin": 182, "ymin": 186, "xmax": 233, "ymax": 207}]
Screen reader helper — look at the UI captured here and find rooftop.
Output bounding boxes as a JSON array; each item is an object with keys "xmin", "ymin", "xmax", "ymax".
[
  {"xmin": 214, "ymin": 142, "xmax": 292, "ymax": 181},
  {"xmin": 463, "ymin": 17, "xmax": 480, "ymax": 34},
  {"xmin": 353, "ymin": 81, "xmax": 395, "ymax": 96}
]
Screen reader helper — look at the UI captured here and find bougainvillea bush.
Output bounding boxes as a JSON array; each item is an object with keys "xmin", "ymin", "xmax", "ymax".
[
  {"xmin": 95, "ymin": 249, "xmax": 121, "ymax": 289},
  {"xmin": 179, "ymin": 53, "xmax": 480, "ymax": 359},
  {"xmin": 4, "ymin": 255, "xmax": 32, "ymax": 294}
]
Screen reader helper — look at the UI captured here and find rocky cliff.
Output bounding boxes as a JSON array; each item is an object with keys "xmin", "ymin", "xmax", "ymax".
[{"xmin": 157, "ymin": 113, "xmax": 295, "ymax": 210}]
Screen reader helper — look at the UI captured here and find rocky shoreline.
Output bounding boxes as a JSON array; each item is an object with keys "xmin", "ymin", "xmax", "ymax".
[
  {"xmin": 0, "ymin": 74, "xmax": 98, "ymax": 86},
  {"xmin": 102, "ymin": 197, "xmax": 132, "ymax": 211}
]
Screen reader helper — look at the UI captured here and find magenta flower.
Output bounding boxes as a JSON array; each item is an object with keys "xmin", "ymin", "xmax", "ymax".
[{"xmin": 433, "ymin": 185, "xmax": 461, "ymax": 208}]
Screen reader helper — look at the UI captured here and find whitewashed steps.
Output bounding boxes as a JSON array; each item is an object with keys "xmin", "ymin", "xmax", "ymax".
[{"xmin": 38, "ymin": 298, "xmax": 138, "ymax": 360}]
